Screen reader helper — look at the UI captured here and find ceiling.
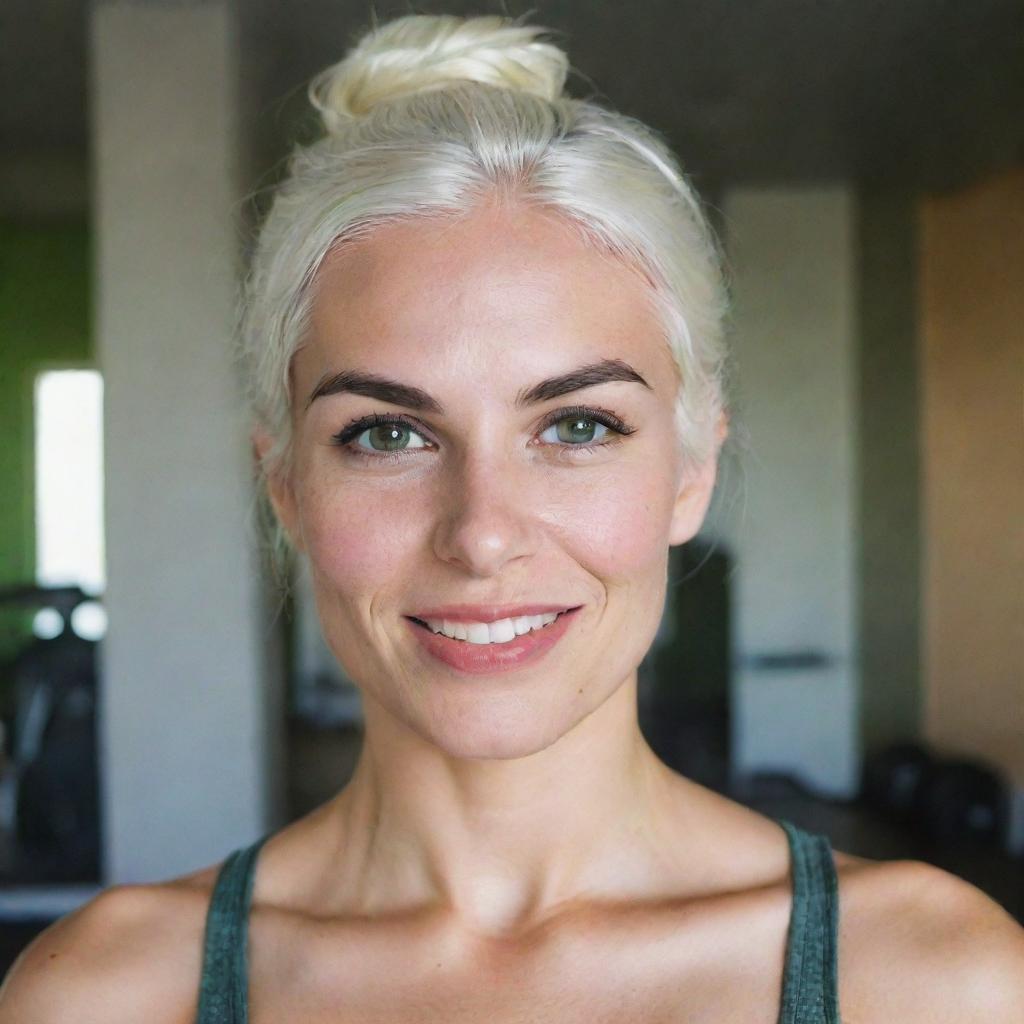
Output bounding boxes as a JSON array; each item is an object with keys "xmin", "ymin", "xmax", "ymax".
[{"xmin": 4, "ymin": 0, "xmax": 1024, "ymax": 216}]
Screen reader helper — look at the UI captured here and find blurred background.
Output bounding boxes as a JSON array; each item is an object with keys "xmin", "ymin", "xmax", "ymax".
[{"xmin": 1, "ymin": 0, "xmax": 1021, "ymax": 973}]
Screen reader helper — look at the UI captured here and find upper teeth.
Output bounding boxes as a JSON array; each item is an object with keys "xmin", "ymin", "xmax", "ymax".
[{"xmin": 423, "ymin": 612, "xmax": 562, "ymax": 645}]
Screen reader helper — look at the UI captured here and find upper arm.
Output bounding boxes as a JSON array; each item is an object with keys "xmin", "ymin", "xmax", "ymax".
[
  {"xmin": 841, "ymin": 858, "xmax": 1024, "ymax": 1023},
  {"xmin": 0, "ymin": 883, "xmax": 204, "ymax": 1024}
]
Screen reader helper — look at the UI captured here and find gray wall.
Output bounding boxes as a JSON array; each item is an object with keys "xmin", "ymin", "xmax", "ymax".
[
  {"xmin": 92, "ymin": 1, "xmax": 285, "ymax": 883},
  {"xmin": 720, "ymin": 185, "xmax": 861, "ymax": 797}
]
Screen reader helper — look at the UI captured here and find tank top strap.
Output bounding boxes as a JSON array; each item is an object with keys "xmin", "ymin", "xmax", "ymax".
[
  {"xmin": 194, "ymin": 822, "xmax": 837, "ymax": 1022},
  {"xmin": 776, "ymin": 818, "xmax": 841, "ymax": 1023},
  {"xmin": 195, "ymin": 832, "xmax": 272, "ymax": 1024}
]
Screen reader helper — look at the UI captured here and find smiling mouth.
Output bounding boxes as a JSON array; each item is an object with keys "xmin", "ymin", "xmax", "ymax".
[{"xmin": 407, "ymin": 607, "xmax": 580, "ymax": 644}]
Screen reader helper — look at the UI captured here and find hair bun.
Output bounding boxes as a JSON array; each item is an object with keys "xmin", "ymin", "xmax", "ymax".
[{"xmin": 309, "ymin": 14, "xmax": 570, "ymax": 132}]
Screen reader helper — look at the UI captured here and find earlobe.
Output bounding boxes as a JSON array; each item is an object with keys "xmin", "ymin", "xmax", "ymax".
[
  {"xmin": 668, "ymin": 415, "xmax": 727, "ymax": 547},
  {"xmin": 251, "ymin": 425, "xmax": 305, "ymax": 553},
  {"xmin": 668, "ymin": 457, "xmax": 718, "ymax": 547}
]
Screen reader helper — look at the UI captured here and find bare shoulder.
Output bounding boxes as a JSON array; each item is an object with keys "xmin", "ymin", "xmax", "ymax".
[
  {"xmin": 834, "ymin": 852, "xmax": 1024, "ymax": 1023},
  {"xmin": 0, "ymin": 863, "xmax": 222, "ymax": 1024}
]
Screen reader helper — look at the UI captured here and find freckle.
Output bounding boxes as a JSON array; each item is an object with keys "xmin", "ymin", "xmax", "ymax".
[{"xmin": 578, "ymin": 688, "xmax": 583, "ymax": 694}]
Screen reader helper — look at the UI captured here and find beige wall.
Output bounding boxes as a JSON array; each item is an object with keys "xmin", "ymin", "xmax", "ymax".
[{"xmin": 919, "ymin": 168, "xmax": 1024, "ymax": 786}]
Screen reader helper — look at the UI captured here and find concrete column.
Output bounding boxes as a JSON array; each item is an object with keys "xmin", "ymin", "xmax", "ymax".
[
  {"xmin": 719, "ymin": 186, "xmax": 860, "ymax": 797},
  {"xmin": 91, "ymin": 0, "xmax": 284, "ymax": 883}
]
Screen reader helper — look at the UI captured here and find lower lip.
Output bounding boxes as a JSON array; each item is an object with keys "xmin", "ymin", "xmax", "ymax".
[{"xmin": 406, "ymin": 608, "xmax": 582, "ymax": 675}]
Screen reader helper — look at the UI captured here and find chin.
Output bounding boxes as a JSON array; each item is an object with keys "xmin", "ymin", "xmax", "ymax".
[{"xmin": 416, "ymin": 699, "xmax": 577, "ymax": 761}]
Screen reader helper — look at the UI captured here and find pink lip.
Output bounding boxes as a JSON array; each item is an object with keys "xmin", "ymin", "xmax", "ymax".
[
  {"xmin": 408, "ymin": 603, "xmax": 580, "ymax": 623},
  {"xmin": 407, "ymin": 606, "xmax": 581, "ymax": 675}
]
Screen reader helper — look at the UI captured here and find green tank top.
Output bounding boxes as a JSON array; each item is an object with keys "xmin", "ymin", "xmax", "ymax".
[{"xmin": 194, "ymin": 817, "xmax": 840, "ymax": 1023}]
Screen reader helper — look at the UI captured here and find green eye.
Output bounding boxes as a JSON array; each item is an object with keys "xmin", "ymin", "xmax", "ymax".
[
  {"xmin": 360, "ymin": 422, "xmax": 429, "ymax": 453},
  {"xmin": 543, "ymin": 415, "xmax": 609, "ymax": 445},
  {"xmin": 354, "ymin": 419, "xmax": 430, "ymax": 452},
  {"xmin": 331, "ymin": 404, "xmax": 635, "ymax": 464}
]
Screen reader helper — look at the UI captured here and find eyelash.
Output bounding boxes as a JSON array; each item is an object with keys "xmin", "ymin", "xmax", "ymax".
[{"xmin": 329, "ymin": 404, "xmax": 637, "ymax": 465}]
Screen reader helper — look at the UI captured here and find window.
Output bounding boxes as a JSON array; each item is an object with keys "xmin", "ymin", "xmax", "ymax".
[{"xmin": 33, "ymin": 369, "xmax": 106, "ymax": 640}]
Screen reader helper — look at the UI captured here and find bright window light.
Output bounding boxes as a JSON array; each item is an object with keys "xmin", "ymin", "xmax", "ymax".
[{"xmin": 34, "ymin": 370, "xmax": 106, "ymax": 607}]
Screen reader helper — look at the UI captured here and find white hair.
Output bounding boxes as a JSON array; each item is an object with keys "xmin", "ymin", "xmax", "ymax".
[{"xmin": 239, "ymin": 13, "xmax": 730, "ymax": 560}]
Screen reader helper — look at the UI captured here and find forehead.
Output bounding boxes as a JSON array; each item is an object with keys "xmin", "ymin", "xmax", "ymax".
[{"xmin": 304, "ymin": 203, "xmax": 671, "ymax": 385}]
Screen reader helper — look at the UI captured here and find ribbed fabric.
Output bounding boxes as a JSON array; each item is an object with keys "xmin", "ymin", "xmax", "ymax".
[
  {"xmin": 194, "ymin": 832, "xmax": 272, "ymax": 1024},
  {"xmin": 194, "ymin": 818, "xmax": 840, "ymax": 1023},
  {"xmin": 776, "ymin": 818, "xmax": 842, "ymax": 1023}
]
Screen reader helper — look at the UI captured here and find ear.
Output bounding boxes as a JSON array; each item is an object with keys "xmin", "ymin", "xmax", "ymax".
[
  {"xmin": 668, "ymin": 412, "xmax": 728, "ymax": 547},
  {"xmin": 251, "ymin": 424, "xmax": 305, "ymax": 553}
]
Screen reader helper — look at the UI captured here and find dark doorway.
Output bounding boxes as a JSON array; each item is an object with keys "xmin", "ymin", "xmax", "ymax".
[{"xmin": 639, "ymin": 538, "xmax": 731, "ymax": 793}]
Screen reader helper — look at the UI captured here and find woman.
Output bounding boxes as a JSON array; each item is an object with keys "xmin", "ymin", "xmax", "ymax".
[{"xmin": 3, "ymin": 13, "xmax": 1022, "ymax": 1024}]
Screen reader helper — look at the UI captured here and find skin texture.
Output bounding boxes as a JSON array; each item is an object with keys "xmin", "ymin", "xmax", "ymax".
[
  {"xmin": 262, "ymin": 199, "xmax": 731, "ymax": 932},
  {"xmin": 2, "ymin": 201, "xmax": 1022, "ymax": 1023}
]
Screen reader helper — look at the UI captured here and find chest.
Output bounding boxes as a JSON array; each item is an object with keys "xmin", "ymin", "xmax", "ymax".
[{"xmin": 244, "ymin": 904, "xmax": 792, "ymax": 1024}]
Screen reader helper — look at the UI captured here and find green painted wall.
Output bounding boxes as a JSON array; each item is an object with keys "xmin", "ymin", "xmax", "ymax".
[{"xmin": 0, "ymin": 222, "xmax": 92, "ymax": 662}]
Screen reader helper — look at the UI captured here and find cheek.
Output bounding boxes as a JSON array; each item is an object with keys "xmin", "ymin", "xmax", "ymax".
[
  {"xmin": 295, "ymin": 446, "xmax": 678, "ymax": 587},
  {"xmin": 545, "ymin": 459, "xmax": 676, "ymax": 578},
  {"xmin": 298, "ymin": 478, "xmax": 420, "ymax": 587}
]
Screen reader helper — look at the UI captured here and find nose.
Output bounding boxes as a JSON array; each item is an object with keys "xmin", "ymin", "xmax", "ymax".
[{"xmin": 431, "ymin": 450, "xmax": 540, "ymax": 577}]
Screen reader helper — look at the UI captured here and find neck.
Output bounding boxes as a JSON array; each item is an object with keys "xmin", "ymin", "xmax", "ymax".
[{"xmin": 317, "ymin": 674, "xmax": 694, "ymax": 937}]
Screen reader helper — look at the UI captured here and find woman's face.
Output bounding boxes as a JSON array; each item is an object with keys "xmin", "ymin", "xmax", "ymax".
[{"xmin": 263, "ymin": 203, "xmax": 720, "ymax": 759}]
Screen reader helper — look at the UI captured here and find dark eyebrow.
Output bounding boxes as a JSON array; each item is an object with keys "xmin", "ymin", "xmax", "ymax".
[{"xmin": 304, "ymin": 358, "xmax": 651, "ymax": 413}]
